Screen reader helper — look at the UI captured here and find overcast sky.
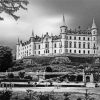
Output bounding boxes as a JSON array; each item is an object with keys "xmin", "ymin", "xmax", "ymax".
[{"xmin": 0, "ymin": 0, "xmax": 100, "ymax": 53}]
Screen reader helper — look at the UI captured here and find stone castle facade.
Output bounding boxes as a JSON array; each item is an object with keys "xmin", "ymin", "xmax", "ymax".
[{"xmin": 16, "ymin": 16, "xmax": 98, "ymax": 60}]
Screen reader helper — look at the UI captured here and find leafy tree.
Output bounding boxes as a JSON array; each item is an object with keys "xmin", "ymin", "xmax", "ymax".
[
  {"xmin": 77, "ymin": 97, "xmax": 82, "ymax": 100},
  {"xmin": 18, "ymin": 71, "xmax": 25, "ymax": 79},
  {"xmin": 0, "ymin": 46, "xmax": 13, "ymax": 72},
  {"xmin": 63, "ymin": 93, "xmax": 71, "ymax": 100},
  {"xmin": 7, "ymin": 72, "xmax": 14, "ymax": 78},
  {"xmin": 0, "ymin": 0, "xmax": 29, "ymax": 20},
  {"xmin": 0, "ymin": 90, "xmax": 12, "ymax": 100}
]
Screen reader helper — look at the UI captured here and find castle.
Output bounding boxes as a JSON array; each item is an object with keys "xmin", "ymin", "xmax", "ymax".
[{"xmin": 16, "ymin": 15, "xmax": 98, "ymax": 60}]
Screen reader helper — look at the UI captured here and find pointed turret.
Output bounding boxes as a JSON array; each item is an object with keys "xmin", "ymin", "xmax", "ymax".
[
  {"xmin": 17, "ymin": 37, "xmax": 20, "ymax": 45},
  {"xmin": 91, "ymin": 18, "xmax": 97, "ymax": 29},
  {"xmin": 30, "ymin": 30, "xmax": 35, "ymax": 42},
  {"xmin": 91, "ymin": 18, "xmax": 97, "ymax": 36},
  {"xmin": 62, "ymin": 14, "xmax": 66, "ymax": 26},
  {"xmin": 60, "ymin": 14, "xmax": 68, "ymax": 34},
  {"xmin": 31, "ymin": 30, "xmax": 34, "ymax": 37}
]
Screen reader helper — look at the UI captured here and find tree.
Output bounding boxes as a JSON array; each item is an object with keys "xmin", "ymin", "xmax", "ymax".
[
  {"xmin": 77, "ymin": 97, "xmax": 82, "ymax": 100},
  {"xmin": 0, "ymin": 90, "xmax": 12, "ymax": 100},
  {"xmin": 0, "ymin": 46, "xmax": 13, "ymax": 72},
  {"xmin": 0, "ymin": 0, "xmax": 29, "ymax": 20},
  {"xmin": 18, "ymin": 71, "xmax": 25, "ymax": 79},
  {"xmin": 63, "ymin": 93, "xmax": 71, "ymax": 100}
]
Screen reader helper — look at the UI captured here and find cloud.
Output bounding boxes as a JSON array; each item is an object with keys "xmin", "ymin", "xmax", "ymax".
[{"xmin": 0, "ymin": 0, "xmax": 100, "ymax": 53}]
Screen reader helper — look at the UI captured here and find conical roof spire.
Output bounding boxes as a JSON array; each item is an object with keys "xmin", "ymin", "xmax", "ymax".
[
  {"xmin": 31, "ymin": 30, "xmax": 34, "ymax": 37},
  {"xmin": 62, "ymin": 14, "xmax": 66, "ymax": 26},
  {"xmin": 91, "ymin": 18, "xmax": 97, "ymax": 29},
  {"xmin": 17, "ymin": 37, "xmax": 20, "ymax": 44}
]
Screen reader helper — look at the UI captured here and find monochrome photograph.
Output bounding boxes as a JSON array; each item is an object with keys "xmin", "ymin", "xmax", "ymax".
[{"xmin": 0, "ymin": 0, "xmax": 100, "ymax": 100}]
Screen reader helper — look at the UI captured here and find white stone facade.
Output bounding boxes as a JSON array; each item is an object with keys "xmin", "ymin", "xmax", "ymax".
[{"xmin": 16, "ymin": 16, "xmax": 98, "ymax": 60}]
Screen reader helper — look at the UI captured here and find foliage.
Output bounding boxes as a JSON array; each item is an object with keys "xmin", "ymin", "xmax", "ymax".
[
  {"xmin": 0, "ymin": 46, "xmax": 13, "ymax": 72},
  {"xmin": 7, "ymin": 72, "xmax": 14, "ymax": 78},
  {"xmin": 18, "ymin": 71, "xmax": 25, "ymax": 78},
  {"xmin": 0, "ymin": 0, "xmax": 29, "ymax": 20},
  {"xmin": 77, "ymin": 97, "xmax": 82, "ymax": 100},
  {"xmin": 51, "ymin": 57, "xmax": 71, "ymax": 64},
  {"xmin": 24, "ymin": 75, "xmax": 32, "ymax": 80},
  {"xmin": 0, "ymin": 90, "xmax": 12, "ymax": 100},
  {"xmin": 63, "ymin": 93, "xmax": 71, "ymax": 100}
]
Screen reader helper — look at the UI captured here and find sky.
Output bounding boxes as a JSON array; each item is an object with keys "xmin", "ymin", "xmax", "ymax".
[{"xmin": 0, "ymin": 0, "xmax": 100, "ymax": 53}]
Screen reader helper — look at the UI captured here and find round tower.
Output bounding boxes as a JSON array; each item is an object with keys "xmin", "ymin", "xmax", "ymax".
[
  {"xmin": 16, "ymin": 38, "xmax": 20, "ymax": 60},
  {"xmin": 60, "ymin": 14, "xmax": 68, "ymax": 39},
  {"xmin": 91, "ymin": 18, "xmax": 97, "ymax": 36},
  {"xmin": 30, "ymin": 30, "xmax": 35, "ymax": 42}
]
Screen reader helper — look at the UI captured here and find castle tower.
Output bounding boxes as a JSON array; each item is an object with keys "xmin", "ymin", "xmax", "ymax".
[
  {"xmin": 60, "ymin": 15, "xmax": 67, "ymax": 54},
  {"xmin": 30, "ymin": 30, "xmax": 34, "ymax": 42},
  {"xmin": 91, "ymin": 18, "xmax": 97, "ymax": 36},
  {"xmin": 60, "ymin": 14, "xmax": 68, "ymax": 34},
  {"xmin": 30, "ymin": 30, "xmax": 35, "ymax": 56},
  {"xmin": 91, "ymin": 18, "xmax": 98, "ymax": 54},
  {"xmin": 16, "ymin": 37, "xmax": 20, "ymax": 59}
]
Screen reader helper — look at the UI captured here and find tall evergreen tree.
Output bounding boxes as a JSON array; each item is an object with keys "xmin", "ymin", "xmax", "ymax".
[{"xmin": 0, "ymin": 46, "xmax": 13, "ymax": 72}]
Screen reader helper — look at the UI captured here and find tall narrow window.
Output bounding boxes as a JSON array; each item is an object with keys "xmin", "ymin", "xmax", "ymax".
[
  {"xmin": 69, "ymin": 41, "xmax": 72, "ymax": 48},
  {"xmin": 79, "ymin": 37, "xmax": 81, "ymax": 40},
  {"xmin": 83, "ymin": 50, "xmax": 85, "ymax": 54},
  {"xmin": 74, "ymin": 50, "xmax": 76, "ymax": 53},
  {"xmin": 45, "ymin": 43, "xmax": 49, "ymax": 48},
  {"xmin": 74, "ymin": 37, "xmax": 76, "ymax": 40},
  {"xmin": 88, "ymin": 50, "xmax": 90, "ymax": 54},
  {"xmin": 54, "ymin": 43, "xmax": 56, "ymax": 48},
  {"xmin": 79, "ymin": 50, "xmax": 81, "ymax": 53},
  {"xmin": 65, "ymin": 41, "xmax": 68, "ymax": 48},
  {"xmin": 74, "ymin": 42, "xmax": 76, "ymax": 48},
  {"xmin": 83, "ymin": 37, "xmax": 85, "ymax": 40},
  {"xmin": 54, "ymin": 50, "xmax": 56, "ymax": 53},
  {"xmin": 70, "ymin": 50, "xmax": 71, "ymax": 53},
  {"xmin": 39, "ymin": 45, "xmax": 40, "ymax": 49},
  {"xmin": 83, "ymin": 42, "xmax": 85, "ymax": 48},
  {"xmin": 79, "ymin": 42, "xmax": 81, "ymax": 48},
  {"xmin": 87, "ymin": 42, "xmax": 90, "ymax": 49},
  {"xmin": 70, "ymin": 36, "xmax": 72, "ymax": 40}
]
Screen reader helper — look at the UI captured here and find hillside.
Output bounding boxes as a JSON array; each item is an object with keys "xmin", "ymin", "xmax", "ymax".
[{"xmin": 10, "ymin": 56, "xmax": 100, "ymax": 72}]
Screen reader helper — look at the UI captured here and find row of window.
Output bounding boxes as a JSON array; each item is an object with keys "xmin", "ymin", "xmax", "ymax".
[
  {"xmin": 66, "ymin": 36, "xmax": 96, "ymax": 41},
  {"xmin": 65, "ymin": 49, "xmax": 96, "ymax": 54},
  {"xmin": 35, "ymin": 43, "xmax": 62, "ymax": 49},
  {"xmin": 65, "ymin": 41, "xmax": 96, "ymax": 49}
]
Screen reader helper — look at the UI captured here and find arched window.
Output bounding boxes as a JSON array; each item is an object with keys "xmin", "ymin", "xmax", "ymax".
[
  {"xmin": 70, "ymin": 36, "xmax": 72, "ymax": 40},
  {"xmin": 79, "ymin": 37, "xmax": 81, "ymax": 40},
  {"xmin": 79, "ymin": 50, "xmax": 81, "ymax": 53}
]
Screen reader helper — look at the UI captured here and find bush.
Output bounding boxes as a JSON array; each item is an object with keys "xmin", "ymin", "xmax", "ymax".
[
  {"xmin": 51, "ymin": 57, "xmax": 71, "ymax": 64},
  {"xmin": 18, "ymin": 71, "xmax": 25, "ymax": 79},
  {"xmin": 7, "ymin": 73, "xmax": 14, "ymax": 78},
  {"xmin": 0, "ymin": 90, "xmax": 12, "ymax": 100}
]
